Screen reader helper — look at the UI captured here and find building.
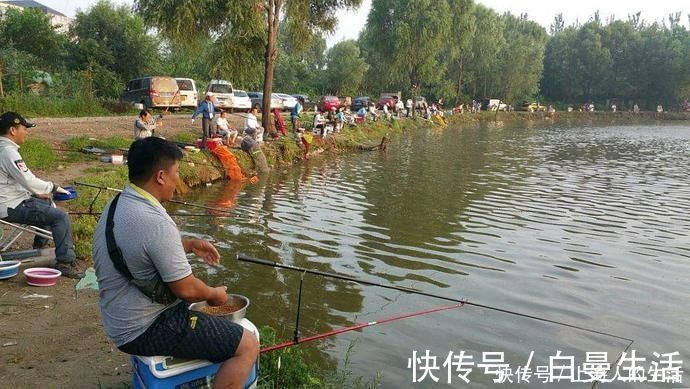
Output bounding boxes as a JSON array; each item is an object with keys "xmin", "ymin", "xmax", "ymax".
[{"xmin": 0, "ymin": 1, "xmax": 71, "ymax": 33}]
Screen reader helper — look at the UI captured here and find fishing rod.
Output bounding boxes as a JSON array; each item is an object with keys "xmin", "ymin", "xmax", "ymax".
[
  {"xmin": 237, "ymin": 254, "xmax": 634, "ymax": 344},
  {"xmin": 69, "ymin": 211, "xmax": 236, "ymax": 218},
  {"xmin": 260, "ymin": 302, "xmax": 464, "ymax": 354},
  {"xmin": 74, "ymin": 181, "xmax": 237, "ymax": 216}
]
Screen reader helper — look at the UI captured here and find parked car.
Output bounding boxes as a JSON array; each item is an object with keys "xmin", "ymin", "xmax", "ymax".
[
  {"xmin": 377, "ymin": 95, "xmax": 398, "ymax": 109},
  {"xmin": 378, "ymin": 92, "xmax": 400, "ymax": 109},
  {"xmin": 481, "ymin": 98, "xmax": 508, "ymax": 111},
  {"xmin": 291, "ymin": 94, "xmax": 316, "ymax": 110},
  {"xmin": 318, "ymin": 95, "xmax": 341, "ymax": 112},
  {"xmin": 121, "ymin": 76, "xmax": 181, "ymax": 110},
  {"xmin": 521, "ymin": 101, "xmax": 546, "ymax": 112},
  {"xmin": 231, "ymin": 90, "xmax": 252, "ymax": 112},
  {"xmin": 274, "ymin": 93, "xmax": 298, "ymax": 111},
  {"xmin": 352, "ymin": 96, "xmax": 371, "ymax": 111},
  {"xmin": 206, "ymin": 79, "xmax": 234, "ymax": 110},
  {"xmin": 175, "ymin": 78, "xmax": 198, "ymax": 108},
  {"xmin": 247, "ymin": 92, "xmax": 282, "ymax": 111},
  {"xmin": 414, "ymin": 96, "xmax": 427, "ymax": 109}
]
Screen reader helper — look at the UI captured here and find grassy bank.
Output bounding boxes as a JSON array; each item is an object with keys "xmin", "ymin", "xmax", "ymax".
[
  {"xmin": 447, "ymin": 109, "xmax": 690, "ymax": 123},
  {"xmin": 0, "ymin": 94, "xmax": 137, "ymax": 118}
]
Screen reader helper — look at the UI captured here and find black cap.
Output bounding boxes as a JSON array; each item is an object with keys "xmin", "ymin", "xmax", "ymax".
[{"xmin": 0, "ymin": 112, "xmax": 35, "ymax": 131}]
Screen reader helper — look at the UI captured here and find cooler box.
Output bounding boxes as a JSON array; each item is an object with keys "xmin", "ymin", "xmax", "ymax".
[
  {"xmin": 355, "ymin": 116, "xmax": 365, "ymax": 124},
  {"xmin": 195, "ymin": 138, "xmax": 223, "ymax": 151},
  {"xmin": 132, "ymin": 318, "xmax": 259, "ymax": 389}
]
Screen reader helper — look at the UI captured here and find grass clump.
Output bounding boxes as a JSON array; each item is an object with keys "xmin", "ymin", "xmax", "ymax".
[
  {"xmin": 258, "ymin": 326, "xmax": 381, "ymax": 389},
  {"xmin": 65, "ymin": 136, "xmax": 133, "ymax": 151},
  {"xmin": 19, "ymin": 138, "xmax": 57, "ymax": 170},
  {"xmin": 67, "ymin": 167, "xmax": 129, "ymax": 260},
  {"xmin": 170, "ymin": 130, "xmax": 198, "ymax": 144},
  {"xmin": 258, "ymin": 326, "xmax": 323, "ymax": 388}
]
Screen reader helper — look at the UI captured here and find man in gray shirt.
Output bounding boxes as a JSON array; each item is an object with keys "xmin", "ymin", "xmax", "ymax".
[
  {"xmin": 0, "ymin": 112, "xmax": 83, "ymax": 279},
  {"xmin": 92, "ymin": 137, "xmax": 257, "ymax": 388}
]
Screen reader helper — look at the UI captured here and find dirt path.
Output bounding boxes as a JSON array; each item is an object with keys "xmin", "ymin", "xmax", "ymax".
[
  {"xmin": 32, "ymin": 112, "xmax": 249, "ymax": 145},
  {"xmin": 0, "ymin": 277, "xmax": 129, "ymax": 388}
]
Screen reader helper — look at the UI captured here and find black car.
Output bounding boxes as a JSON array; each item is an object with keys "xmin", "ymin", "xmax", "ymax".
[{"xmin": 352, "ymin": 96, "xmax": 371, "ymax": 111}]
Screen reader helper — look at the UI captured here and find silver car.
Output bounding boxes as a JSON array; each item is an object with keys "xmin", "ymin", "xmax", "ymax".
[
  {"xmin": 247, "ymin": 92, "xmax": 282, "ymax": 111},
  {"xmin": 274, "ymin": 93, "xmax": 297, "ymax": 111},
  {"xmin": 231, "ymin": 90, "xmax": 252, "ymax": 112}
]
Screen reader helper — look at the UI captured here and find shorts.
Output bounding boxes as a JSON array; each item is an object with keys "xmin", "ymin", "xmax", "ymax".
[{"xmin": 118, "ymin": 302, "xmax": 244, "ymax": 363}]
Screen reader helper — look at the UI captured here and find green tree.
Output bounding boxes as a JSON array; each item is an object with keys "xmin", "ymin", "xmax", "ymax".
[
  {"xmin": 392, "ymin": 0, "xmax": 451, "ymax": 113},
  {"xmin": 444, "ymin": 0, "xmax": 476, "ymax": 103},
  {"xmin": 323, "ymin": 40, "xmax": 368, "ymax": 96},
  {"xmin": 69, "ymin": 0, "xmax": 163, "ymax": 98},
  {"xmin": 274, "ymin": 26, "xmax": 327, "ymax": 96},
  {"xmin": 359, "ymin": 0, "xmax": 404, "ymax": 95},
  {"xmin": 0, "ymin": 7, "xmax": 68, "ymax": 70},
  {"xmin": 135, "ymin": 0, "xmax": 362, "ymax": 129},
  {"xmin": 494, "ymin": 13, "xmax": 547, "ymax": 103},
  {"xmin": 464, "ymin": 4, "xmax": 504, "ymax": 99}
]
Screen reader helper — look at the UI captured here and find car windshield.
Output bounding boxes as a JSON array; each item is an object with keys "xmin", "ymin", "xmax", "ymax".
[
  {"xmin": 209, "ymin": 84, "xmax": 232, "ymax": 94},
  {"xmin": 234, "ymin": 91, "xmax": 248, "ymax": 97},
  {"xmin": 176, "ymin": 80, "xmax": 194, "ymax": 91}
]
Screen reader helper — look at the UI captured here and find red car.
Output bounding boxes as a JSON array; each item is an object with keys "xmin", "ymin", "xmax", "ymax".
[
  {"xmin": 377, "ymin": 95, "xmax": 399, "ymax": 110},
  {"xmin": 318, "ymin": 95, "xmax": 341, "ymax": 112}
]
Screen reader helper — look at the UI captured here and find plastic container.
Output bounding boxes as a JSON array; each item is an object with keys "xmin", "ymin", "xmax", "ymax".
[
  {"xmin": 0, "ymin": 260, "xmax": 21, "ymax": 280},
  {"xmin": 24, "ymin": 267, "xmax": 61, "ymax": 286},
  {"xmin": 111, "ymin": 154, "xmax": 124, "ymax": 164},
  {"xmin": 131, "ymin": 318, "xmax": 259, "ymax": 389},
  {"xmin": 53, "ymin": 186, "xmax": 78, "ymax": 201}
]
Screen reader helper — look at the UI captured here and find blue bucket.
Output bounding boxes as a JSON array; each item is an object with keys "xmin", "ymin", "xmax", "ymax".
[
  {"xmin": 0, "ymin": 260, "xmax": 21, "ymax": 280},
  {"xmin": 53, "ymin": 186, "xmax": 78, "ymax": 201}
]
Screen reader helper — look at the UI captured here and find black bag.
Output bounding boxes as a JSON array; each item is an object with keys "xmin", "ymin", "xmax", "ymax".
[{"xmin": 106, "ymin": 193, "xmax": 177, "ymax": 305}]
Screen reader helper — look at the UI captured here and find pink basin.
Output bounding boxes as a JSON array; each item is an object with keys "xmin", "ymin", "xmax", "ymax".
[{"xmin": 24, "ymin": 267, "xmax": 61, "ymax": 287}]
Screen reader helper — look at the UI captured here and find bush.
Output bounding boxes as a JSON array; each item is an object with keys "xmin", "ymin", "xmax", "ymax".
[{"xmin": 0, "ymin": 93, "xmax": 110, "ymax": 117}]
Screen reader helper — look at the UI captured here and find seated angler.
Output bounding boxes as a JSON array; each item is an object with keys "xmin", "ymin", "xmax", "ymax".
[
  {"xmin": 92, "ymin": 137, "xmax": 259, "ymax": 389},
  {"xmin": 0, "ymin": 112, "xmax": 84, "ymax": 278}
]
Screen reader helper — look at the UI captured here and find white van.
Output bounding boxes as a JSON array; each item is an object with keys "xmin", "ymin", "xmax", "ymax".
[
  {"xmin": 175, "ymin": 78, "xmax": 198, "ymax": 108},
  {"xmin": 206, "ymin": 80, "xmax": 234, "ymax": 110}
]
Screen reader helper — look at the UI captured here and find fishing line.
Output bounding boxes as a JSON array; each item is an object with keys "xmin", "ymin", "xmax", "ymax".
[
  {"xmin": 74, "ymin": 182, "xmax": 237, "ymax": 216},
  {"xmin": 237, "ymin": 254, "xmax": 634, "ymax": 344}
]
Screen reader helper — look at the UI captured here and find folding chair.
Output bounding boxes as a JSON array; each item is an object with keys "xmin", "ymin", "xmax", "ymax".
[{"xmin": 0, "ymin": 219, "xmax": 53, "ymax": 252}]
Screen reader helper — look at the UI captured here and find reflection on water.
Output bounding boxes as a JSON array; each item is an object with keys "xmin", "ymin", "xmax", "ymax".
[{"xmin": 175, "ymin": 121, "xmax": 690, "ymax": 387}]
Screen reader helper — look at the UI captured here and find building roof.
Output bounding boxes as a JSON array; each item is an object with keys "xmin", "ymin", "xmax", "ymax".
[{"xmin": 0, "ymin": 1, "xmax": 66, "ymax": 17}]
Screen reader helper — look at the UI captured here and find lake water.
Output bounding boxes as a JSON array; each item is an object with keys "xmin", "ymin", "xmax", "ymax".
[{"xmin": 177, "ymin": 120, "xmax": 690, "ymax": 388}]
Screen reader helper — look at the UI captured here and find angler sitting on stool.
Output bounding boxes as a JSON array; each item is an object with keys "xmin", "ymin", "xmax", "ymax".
[{"xmin": 92, "ymin": 137, "xmax": 258, "ymax": 388}]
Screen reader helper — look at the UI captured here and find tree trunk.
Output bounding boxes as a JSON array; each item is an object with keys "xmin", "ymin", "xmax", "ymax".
[
  {"xmin": 456, "ymin": 57, "xmax": 465, "ymax": 102},
  {"xmin": 262, "ymin": 0, "xmax": 281, "ymax": 130},
  {"xmin": 0, "ymin": 63, "xmax": 4, "ymax": 98}
]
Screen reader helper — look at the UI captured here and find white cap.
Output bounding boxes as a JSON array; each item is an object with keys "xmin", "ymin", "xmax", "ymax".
[{"xmin": 206, "ymin": 92, "xmax": 214, "ymax": 97}]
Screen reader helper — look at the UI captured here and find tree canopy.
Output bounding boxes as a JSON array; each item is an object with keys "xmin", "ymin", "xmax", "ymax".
[{"xmin": 0, "ymin": 0, "xmax": 687, "ymax": 110}]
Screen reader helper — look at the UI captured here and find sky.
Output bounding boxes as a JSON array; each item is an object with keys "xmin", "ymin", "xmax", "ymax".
[{"xmin": 33, "ymin": 0, "xmax": 690, "ymax": 46}]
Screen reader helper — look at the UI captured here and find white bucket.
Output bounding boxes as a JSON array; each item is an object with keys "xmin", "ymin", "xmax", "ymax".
[{"xmin": 133, "ymin": 103, "xmax": 144, "ymax": 110}]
